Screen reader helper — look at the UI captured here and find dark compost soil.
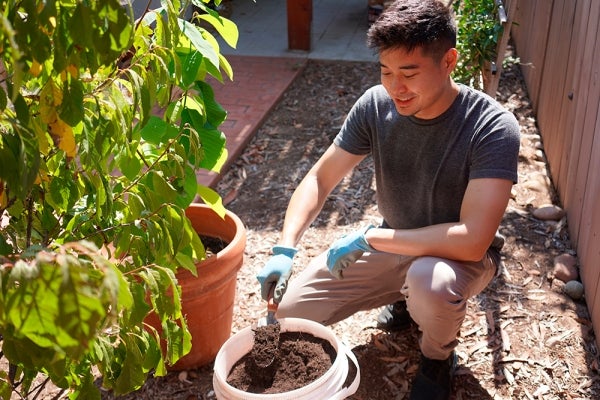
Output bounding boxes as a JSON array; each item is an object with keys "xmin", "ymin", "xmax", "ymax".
[{"xmin": 227, "ymin": 330, "xmax": 336, "ymax": 394}]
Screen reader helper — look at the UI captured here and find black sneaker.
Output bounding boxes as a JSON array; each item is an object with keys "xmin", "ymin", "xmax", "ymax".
[
  {"xmin": 409, "ymin": 352, "xmax": 457, "ymax": 400},
  {"xmin": 376, "ymin": 300, "xmax": 415, "ymax": 331}
]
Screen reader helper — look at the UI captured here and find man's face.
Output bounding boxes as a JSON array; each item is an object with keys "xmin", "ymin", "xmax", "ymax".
[{"xmin": 379, "ymin": 46, "xmax": 457, "ymax": 120}]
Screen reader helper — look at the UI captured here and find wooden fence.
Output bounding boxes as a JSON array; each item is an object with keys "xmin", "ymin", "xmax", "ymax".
[{"xmin": 510, "ymin": 0, "xmax": 600, "ymax": 345}]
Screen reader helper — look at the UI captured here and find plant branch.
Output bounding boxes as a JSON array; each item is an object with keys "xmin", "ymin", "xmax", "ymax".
[
  {"xmin": 25, "ymin": 195, "xmax": 33, "ymax": 248},
  {"xmin": 114, "ymin": 134, "xmax": 183, "ymax": 202}
]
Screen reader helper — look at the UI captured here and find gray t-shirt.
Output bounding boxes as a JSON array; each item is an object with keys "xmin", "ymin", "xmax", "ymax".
[{"xmin": 333, "ymin": 83, "xmax": 520, "ymax": 229}]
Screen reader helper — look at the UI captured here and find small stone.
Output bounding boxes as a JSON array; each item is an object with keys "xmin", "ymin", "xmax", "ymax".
[
  {"xmin": 522, "ymin": 180, "xmax": 546, "ymax": 193},
  {"xmin": 178, "ymin": 370, "xmax": 191, "ymax": 383},
  {"xmin": 553, "ymin": 253, "xmax": 579, "ymax": 282},
  {"xmin": 522, "ymin": 173, "xmax": 551, "ymax": 193},
  {"xmin": 534, "ymin": 149, "xmax": 545, "ymax": 161},
  {"xmin": 532, "ymin": 204, "xmax": 565, "ymax": 221},
  {"xmin": 563, "ymin": 280, "xmax": 584, "ymax": 300}
]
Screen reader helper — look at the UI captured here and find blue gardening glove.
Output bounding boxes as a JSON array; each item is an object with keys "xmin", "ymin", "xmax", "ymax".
[
  {"xmin": 327, "ymin": 225, "xmax": 375, "ymax": 279},
  {"xmin": 256, "ymin": 245, "xmax": 298, "ymax": 303}
]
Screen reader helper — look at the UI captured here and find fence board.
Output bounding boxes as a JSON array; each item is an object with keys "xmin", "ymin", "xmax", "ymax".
[
  {"xmin": 557, "ymin": 0, "xmax": 593, "ymax": 198},
  {"xmin": 564, "ymin": 0, "xmax": 600, "ymax": 245},
  {"xmin": 578, "ymin": 104, "xmax": 600, "ymax": 314},
  {"xmin": 535, "ymin": 0, "xmax": 576, "ymax": 186},
  {"xmin": 513, "ymin": 0, "xmax": 553, "ymax": 109},
  {"xmin": 511, "ymin": 1, "xmax": 535, "ymax": 84}
]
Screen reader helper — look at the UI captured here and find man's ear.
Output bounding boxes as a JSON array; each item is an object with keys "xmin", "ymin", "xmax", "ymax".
[{"xmin": 443, "ymin": 48, "xmax": 459, "ymax": 72}]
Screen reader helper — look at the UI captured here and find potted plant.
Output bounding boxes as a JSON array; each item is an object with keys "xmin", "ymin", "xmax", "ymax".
[{"xmin": 0, "ymin": 0, "xmax": 241, "ymax": 397}]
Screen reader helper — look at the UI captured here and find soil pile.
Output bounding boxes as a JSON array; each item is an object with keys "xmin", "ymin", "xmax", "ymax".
[{"xmin": 227, "ymin": 331, "xmax": 335, "ymax": 394}]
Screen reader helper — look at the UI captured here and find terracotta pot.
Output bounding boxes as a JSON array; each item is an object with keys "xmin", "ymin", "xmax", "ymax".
[{"xmin": 147, "ymin": 203, "xmax": 247, "ymax": 370}]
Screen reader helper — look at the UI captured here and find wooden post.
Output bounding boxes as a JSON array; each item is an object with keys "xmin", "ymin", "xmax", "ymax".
[
  {"xmin": 485, "ymin": 0, "xmax": 519, "ymax": 98},
  {"xmin": 287, "ymin": 0, "xmax": 312, "ymax": 51}
]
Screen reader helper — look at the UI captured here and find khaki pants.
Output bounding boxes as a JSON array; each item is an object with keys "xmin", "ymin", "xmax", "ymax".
[{"xmin": 277, "ymin": 250, "xmax": 498, "ymax": 360}]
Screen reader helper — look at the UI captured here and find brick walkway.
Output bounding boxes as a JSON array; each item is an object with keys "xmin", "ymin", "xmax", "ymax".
[{"xmin": 197, "ymin": 55, "xmax": 307, "ymax": 188}]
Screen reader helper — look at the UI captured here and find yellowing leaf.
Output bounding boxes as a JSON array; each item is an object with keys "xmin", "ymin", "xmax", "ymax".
[
  {"xmin": 34, "ymin": 170, "xmax": 50, "ymax": 185},
  {"xmin": 40, "ymin": 79, "xmax": 62, "ymax": 124},
  {"xmin": 66, "ymin": 65, "xmax": 78, "ymax": 79},
  {"xmin": 32, "ymin": 117, "xmax": 51, "ymax": 155},
  {"xmin": 48, "ymin": 79, "xmax": 62, "ymax": 106},
  {"xmin": 49, "ymin": 118, "xmax": 77, "ymax": 158},
  {"xmin": 30, "ymin": 60, "xmax": 42, "ymax": 77}
]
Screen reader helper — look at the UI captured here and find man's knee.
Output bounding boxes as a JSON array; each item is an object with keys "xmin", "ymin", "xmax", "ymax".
[{"xmin": 406, "ymin": 257, "xmax": 457, "ymax": 293}]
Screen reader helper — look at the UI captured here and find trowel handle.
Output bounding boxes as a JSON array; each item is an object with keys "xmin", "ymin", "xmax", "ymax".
[{"xmin": 267, "ymin": 283, "xmax": 278, "ymax": 313}]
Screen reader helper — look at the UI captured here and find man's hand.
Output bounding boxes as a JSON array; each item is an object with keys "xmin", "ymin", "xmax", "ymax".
[
  {"xmin": 327, "ymin": 225, "xmax": 375, "ymax": 279},
  {"xmin": 256, "ymin": 245, "xmax": 298, "ymax": 303}
]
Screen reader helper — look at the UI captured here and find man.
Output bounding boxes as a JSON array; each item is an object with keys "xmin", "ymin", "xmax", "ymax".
[{"xmin": 256, "ymin": 0, "xmax": 520, "ymax": 398}]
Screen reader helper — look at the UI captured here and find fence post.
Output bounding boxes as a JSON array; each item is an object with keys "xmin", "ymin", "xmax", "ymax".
[
  {"xmin": 287, "ymin": 0, "xmax": 312, "ymax": 51},
  {"xmin": 485, "ymin": 0, "xmax": 519, "ymax": 97}
]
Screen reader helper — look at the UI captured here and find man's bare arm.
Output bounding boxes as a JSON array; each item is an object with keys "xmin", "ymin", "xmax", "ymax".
[{"xmin": 365, "ymin": 178, "xmax": 513, "ymax": 261}]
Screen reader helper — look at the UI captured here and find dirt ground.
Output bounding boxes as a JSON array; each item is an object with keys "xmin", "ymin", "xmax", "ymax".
[{"xmin": 94, "ymin": 58, "xmax": 600, "ymax": 400}]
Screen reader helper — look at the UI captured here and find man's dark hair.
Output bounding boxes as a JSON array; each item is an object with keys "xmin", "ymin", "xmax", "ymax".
[{"xmin": 367, "ymin": 0, "xmax": 457, "ymax": 61}]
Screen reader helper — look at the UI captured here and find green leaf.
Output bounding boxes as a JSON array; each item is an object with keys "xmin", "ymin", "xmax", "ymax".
[
  {"xmin": 163, "ymin": 317, "xmax": 192, "ymax": 365},
  {"xmin": 102, "ymin": 258, "xmax": 133, "ymax": 311},
  {"xmin": 141, "ymin": 267, "xmax": 180, "ymax": 323},
  {"xmin": 178, "ymin": 19, "xmax": 219, "ymax": 71},
  {"xmin": 128, "ymin": 283, "xmax": 152, "ymax": 326},
  {"xmin": 198, "ymin": 126, "xmax": 227, "ymax": 172},
  {"xmin": 75, "ymin": 370, "xmax": 102, "ymax": 400},
  {"xmin": 138, "ymin": 116, "xmax": 179, "ymax": 145},
  {"xmin": 0, "ymin": 236, "xmax": 13, "ymax": 256},
  {"xmin": 0, "ymin": 87, "xmax": 7, "ymax": 111},
  {"xmin": 140, "ymin": 332, "xmax": 163, "ymax": 374},
  {"xmin": 124, "ymin": 192, "xmax": 145, "ymax": 221},
  {"xmin": 180, "ymin": 99, "xmax": 206, "ymax": 131},
  {"xmin": 196, "ymin": 80, "xmax": 227, "ymax": 127},
  {"xmin": 174, "ymin": 165, "xmax": 197, "ymax": 208},
  {"xmin": 197, "ymin": 13, "xmax": 239, "ymax": 49},
  {"xmin": 180, "ymin": 49, "xmax": 203, "ymax": 87},
  {"xmin": 117, "ymin": 148, "xmax": 142, "ymax": 180},
  {"xmin": 149, "ymin": 171, "xmax": 178, "ymax": 203},
  {"xmin": 59, "ymin": 79, "xmax": 84, "ymax": 126},
  {"xmin": 88, "ymin": 173, "xmax": 107, "ymax": 220},
  {"xmin": 196, "ymin": 185, "xmax": 226, "ymax": 219},
  {"xmin": 218, "ymin": 53, "xmax": 234, "ymax": 81},
  {"xmin": 0, "ymin": 376, "xmax": 12, "ymax": 400},
  {"xmin": 70, "ymin": 4, "xmax": 93, "ymax": 49},
  {"xmin": 174, "ymin": 252, "xmax": 196, "ymax": 275},
  {"xmin": 0, "ymin": 130, "xmax": 40, "ymax": 200},
  {"xmin": 13, "ymin": 94, "xmax": 30, "ymax": 126},
  {"xmin": 139, "ymin": 79, "xmax": 153, "ymax": 127},
  {"xmin": 112, "ymin": 334, "xmax": 147, "ymax": 395}
]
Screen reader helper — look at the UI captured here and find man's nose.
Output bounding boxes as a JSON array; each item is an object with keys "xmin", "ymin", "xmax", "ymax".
[{"xmin": 390, "ymin": 77, "xmax": 408, "ymax": 94}]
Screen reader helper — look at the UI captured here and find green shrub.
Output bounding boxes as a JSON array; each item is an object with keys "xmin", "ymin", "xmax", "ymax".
[{"xmin": 452, "ymin": 0, "xmax": 504, "ymax": 89}]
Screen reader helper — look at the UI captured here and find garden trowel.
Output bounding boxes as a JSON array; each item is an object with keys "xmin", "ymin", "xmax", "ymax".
[{"xmin": 259, "ymin": 284, "xmax": 278, "ymax": 327}]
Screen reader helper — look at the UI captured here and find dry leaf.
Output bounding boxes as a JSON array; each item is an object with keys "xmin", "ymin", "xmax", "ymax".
[{"xmin": 379, "ymin": 355, "xmax": 409, "ymax": 363}]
